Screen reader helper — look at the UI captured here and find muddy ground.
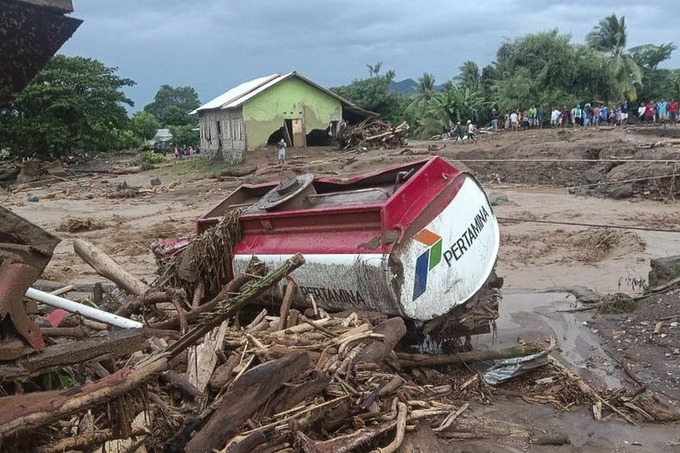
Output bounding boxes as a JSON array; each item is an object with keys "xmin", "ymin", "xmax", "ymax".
[{"xmin": 4, "ymin": 125, "xmax": 680, "ymax": 451}]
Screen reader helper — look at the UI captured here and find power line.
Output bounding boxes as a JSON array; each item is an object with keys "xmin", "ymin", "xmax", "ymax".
[
  {"xmin": 455, "ymin": 158, "xmax": 680, "ymax": 163},
  {"xmin": 497, "ymin": 216, "xmax": 680, "ymax": 234}
]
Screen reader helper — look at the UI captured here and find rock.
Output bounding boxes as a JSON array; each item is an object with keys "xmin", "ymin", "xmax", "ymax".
[
  {"xmin": 528, "ymin": 241, "xmax": 548, "ymax": 251},
  {"xmin": 649, "ymin": 255, "xmax": 680, "ymax": 288},
  {"xmin": 582, "ymin": 169, "xmax": 603, "ymax": 184},
  {"xmin": 26, "ymin": 193, "xmax": 39, "ymax": 202},
  {"xmin": 169, "ymin": 181, "xmax": 179, "ymax": 189},
  {"xmin": 150, "ymin": 177, "xmax": 161, "ymax": 186},
  {"xmin": 221, "ymin": 164, "xmax": 257, "ymax": 177},
  {"xmin": 488, "ymin": 192, "xmax": 510, "ymax": 206},
  {"xmin": 606, "ymin": 183, "xmax": 633, "ymax": 199}
]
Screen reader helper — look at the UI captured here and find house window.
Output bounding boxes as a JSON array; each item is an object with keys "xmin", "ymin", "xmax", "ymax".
[
  {"xmin": 232, "ymin": 119, "xmax": 243, "ymax": 140},
  {"xmin": 225, "ymin": 119, "xmax": 232, "ymax": 140}
]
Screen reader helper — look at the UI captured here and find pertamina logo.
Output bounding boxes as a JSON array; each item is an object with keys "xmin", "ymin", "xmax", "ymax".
[{"xmin": 412, "ymin": 228, "xmax": 442, "ymax": 300}]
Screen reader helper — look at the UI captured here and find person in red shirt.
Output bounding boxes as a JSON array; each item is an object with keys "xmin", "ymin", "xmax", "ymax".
[
  {"xmin": 645, "ymin": 102, "xmax": 655, "ymax": 123},
  {"xmin": 670, "ymin": 100, "xmax": 678, "ymax": 125}
]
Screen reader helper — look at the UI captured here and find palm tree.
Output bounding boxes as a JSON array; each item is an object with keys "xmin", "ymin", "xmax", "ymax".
[
  {"xmin": 456, "ymin": 61, "xmax": 481, "ymax": 91},
  {"xmin": 406, "ymin": 73, "xmax": 436, "ymax": 114},
  {"xmin": 586, "ymin": 14, "xmax": 643, "ymax": 100}
]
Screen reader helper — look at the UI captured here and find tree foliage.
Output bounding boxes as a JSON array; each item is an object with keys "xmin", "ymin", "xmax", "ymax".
[
  {"xmin": 144, "ymin": 85, "xmax": 200, "ymax": 127},
  {"xmin": 0, "ymin": 55, "xmax": 135, "ymax": 157},
  {"xmin": 331, "ymin": 63, "xmax": 405, "ymax": 123},
  {"xmin": 586, "ymin": 14, "xmax": 643, "ymax": 101},
  {"xmin": 456, "ymin": 61, "xmax": 481, "ymax": 91},
  {"xmin": 130, "ymin": 111, "xmax": 160, "ymax": 141},
  {"xmin": 168, "ymin": 125, "xmax": 199, "ymax": 147}
]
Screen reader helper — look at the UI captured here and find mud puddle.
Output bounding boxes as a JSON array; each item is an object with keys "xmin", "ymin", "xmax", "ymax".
[
  {"xmin": 469, "ymin": 290, "xmax": 680, "ymax": 451},
  {"xmin": 473, "ymin": 290, "xmax": 623, "ymax": 388}
]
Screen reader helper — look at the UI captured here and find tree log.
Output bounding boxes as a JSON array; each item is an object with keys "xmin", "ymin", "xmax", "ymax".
[
  {"xmin": 397, "ymin": 344, "xmax": 542, "ymax": 368},
  {"xmin": 356, "ymin": 317, "xmax": 406, "ymax": 364},
  {"xmin": 185, "ymin": 351, "xmax": 312, "ymax": 453},
  {"xmin": 73, "ymin": 239, "xmax": 149, "ymax": 296}
]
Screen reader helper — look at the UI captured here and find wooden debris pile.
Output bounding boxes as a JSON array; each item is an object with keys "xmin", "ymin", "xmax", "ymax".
[{"xmin": 337, "ymin": 118, "xmax": 409, "ymax": 150}]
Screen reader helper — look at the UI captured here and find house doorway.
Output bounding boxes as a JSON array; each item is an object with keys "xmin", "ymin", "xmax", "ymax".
[{"xmin": 284, "ymin": 118, "xmax": 306, "ymax": 148}]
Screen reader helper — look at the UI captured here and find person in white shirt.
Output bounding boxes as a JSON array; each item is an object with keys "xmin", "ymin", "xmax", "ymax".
[
  {"xmin": 551, "ymin": 108, "xmax": 561, "ymax": 126},
  {"xmin": 466, "ymin": 120, "xmax": 477, "ymax": 143},
  {"xmin": 510, "ymin": 111, "xmax": 519, "ymax": 131}
]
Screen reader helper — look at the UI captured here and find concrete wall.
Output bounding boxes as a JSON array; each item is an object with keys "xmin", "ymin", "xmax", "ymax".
[
  {"xmin": 243, "ymin": 76, "xmax": 342, "ymax": 151},
  {"xmin": 198, "ymin": 107, "xmax": 245, "ymax": 163}
]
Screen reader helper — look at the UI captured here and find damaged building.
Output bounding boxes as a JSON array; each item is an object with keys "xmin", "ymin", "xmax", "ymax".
[{"xmin": 192, "ymin": 72, "xmax": 374, "ymax": 163}]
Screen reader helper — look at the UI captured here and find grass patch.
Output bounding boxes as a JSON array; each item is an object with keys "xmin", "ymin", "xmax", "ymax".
[
  {"xmin": 171, "ymin": 158, "xmax": 231, "ymax": 178},
  {"xmin": 597, "ymin": 293, "xmax": 636, "ymax": 314}
]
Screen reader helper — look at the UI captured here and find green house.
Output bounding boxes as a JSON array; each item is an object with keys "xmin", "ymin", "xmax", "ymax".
[{"xmin": 192, "ymin": 72, "xmax": 373, "ymax": 163}]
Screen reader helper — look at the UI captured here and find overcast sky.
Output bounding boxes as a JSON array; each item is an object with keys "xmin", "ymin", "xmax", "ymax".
[{"xmin": 60, "ymin": 0, "xmax": 679, "ymax": 110}]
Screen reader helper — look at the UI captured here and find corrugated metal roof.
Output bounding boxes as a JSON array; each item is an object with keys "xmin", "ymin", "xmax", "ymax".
[
  {"xmin": 191, "ymin": 71, "xmax": 378, "ymax": 117},
  {"xmin": 191, "ymin": 73, "xmax": 282, "ymax": 114}
]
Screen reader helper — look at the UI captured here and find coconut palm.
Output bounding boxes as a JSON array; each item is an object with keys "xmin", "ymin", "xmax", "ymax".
[
  {"xmin": 586, "ymin": 14, "xmax": 643, "ymax": 100},
  {"xmin": 456, "ymin": 61, "xmax": 481, "ymax": 91},
  {"xmin": 406, "ymin": 73, "xmax": 436, "ymax": 113}
]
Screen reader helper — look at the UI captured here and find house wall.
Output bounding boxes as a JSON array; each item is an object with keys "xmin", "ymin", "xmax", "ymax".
[
  {"xmin": 198, "ymin": 107, "xmax": 245, "ymax": 163},
  {"xmin": 242, "ymin": 77, "xmax": 342, "ymax": 151}
]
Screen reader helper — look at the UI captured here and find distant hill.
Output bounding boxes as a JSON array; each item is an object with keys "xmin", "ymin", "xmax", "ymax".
[
  {"xmin": 389, "ymin": 79, "xmax": 418, "ymax": 93},
  {"xmin": 389, "ymin": 78, "xmax": 446, "ymax": 93}
]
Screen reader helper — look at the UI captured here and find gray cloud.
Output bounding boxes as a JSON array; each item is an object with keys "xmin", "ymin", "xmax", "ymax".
[{"xmin": 60, "ymin": 0, "xmax": 680, "ymax": 109}]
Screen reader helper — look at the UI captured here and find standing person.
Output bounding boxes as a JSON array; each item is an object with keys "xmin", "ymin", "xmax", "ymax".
[
  {"xmin": 528, "ymin": 105, "xmax": 538, "ymax": 128},
  {"xmin": 538, "ymin": 106, "xmax": 546, "ymax": 129},
  {"xmin": 510, "ymin": 111, "xmax": 519, "ymax": 131},
  {"xmin": 583, "ymin": 103, "xmax": 592, "ymax": 127},
  {"xmin": 551, "ymin": 107, "xmax": 560, "ymax": 127},
  {"xmin": 277, "ymin": 138, "xmax": 287, "ymax": 165},
  {"xmin": 620, "ymin": 101, "xmax": 629, "ymax": 126},
  {"xmin": 658, "ymin": 99, "xmax": 669, "ymax": 123},
  {"xmin": 600, "ymin": 104, "xmax": 608, "ymax": 125},
  {"xmin": 491, "ymin": 108, "xmax": 499, "ymax": 132},
  {"xmin": 452, "ymin": 121, "xmax": 464, "ymax": 142},
  {"xmin": 669, "ymin": 99, "xmax": 678, "ymax": 125},
  {"xmin": 645, "ymin": 101, "xmax": 654, "ymax": 123},
  {"xmin": 466, "ymin": 120, "xmax": 477, "ymax": 143},
  {"xmin": 561, "ymin": 106, "xmax": 571, "ymax": 128},
  {"xmin": 593, "ymin": 104, "xmax": 601, "ymax": 126}
]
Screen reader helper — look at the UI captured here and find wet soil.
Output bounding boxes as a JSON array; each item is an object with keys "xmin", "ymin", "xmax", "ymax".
[{"xmin": 4, "ymin": 125, "xmax": 680, "ymax": 450}]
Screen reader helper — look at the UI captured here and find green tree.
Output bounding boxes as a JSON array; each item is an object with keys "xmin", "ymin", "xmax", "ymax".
[
  {"xmin": 456, "ymin": 61, "xmax": 481, "ymax": 91},
  {"xmin": 0, "ymin": 55, "xmax": 135, "ymax": 156},
  {"xmin": 586, "ymin": 14, "xmax": 643, "ymax": 101},
  {"xmin": 144, "ymin": 85, "xmax": 200, "ymax": 126},
  {"xmin": 130, "ymin": 111, "xmax": 160, "ymax": 141},
  {"xmin": 406, "ymin": 73, "xmax": 436, "ymax": 113},
  {"xmin": 169, "ymin": 125, "xmax": 199, "ymax": 147},
  {"xmin": 630, "ymin": 43, "xmax": 676, "ymax": 101},
  {"xmin": 331, "ymin": 63, "xmax": 404, "ymax": 122},
  {"xmin": 427, "ymin": 83, "xmax": 486, "ymax": 125}
]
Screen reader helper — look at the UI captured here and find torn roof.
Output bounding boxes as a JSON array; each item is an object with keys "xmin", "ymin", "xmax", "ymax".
[{"xmin": 191, "ymin": 71, "xmax": 377, "ymax": 117}]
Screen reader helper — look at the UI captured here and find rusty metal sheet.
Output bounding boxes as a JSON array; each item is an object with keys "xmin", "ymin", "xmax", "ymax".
[{"xmin": 0, "ymin": 260, "xmax": 43, "ymax": 353}]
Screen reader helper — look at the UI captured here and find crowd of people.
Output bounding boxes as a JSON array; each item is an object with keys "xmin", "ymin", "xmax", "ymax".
[
  {"xmin": 442, "ymin": 120, "xmax": 478, "ymax": 143},
  {"xmin": 172, "ymin": 144, "xmax": 196, "ymax": 160},
  {"xmin": 492, "ymin": 100, "xmax": 679, "ymax": 131}
]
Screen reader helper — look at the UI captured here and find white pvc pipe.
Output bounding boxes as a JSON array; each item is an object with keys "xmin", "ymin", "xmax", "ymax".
[{"xmin": 25, "ymin": 287, "xmax": 143, "ymax": 329}]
